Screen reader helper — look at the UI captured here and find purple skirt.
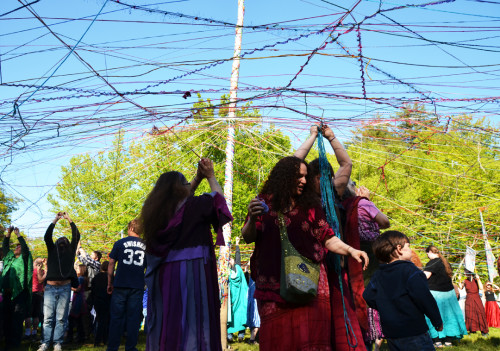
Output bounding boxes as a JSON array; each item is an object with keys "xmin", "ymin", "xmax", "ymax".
[{"xmin": 146, "ymin": 246, "xmax": 222, "ymax": 351}]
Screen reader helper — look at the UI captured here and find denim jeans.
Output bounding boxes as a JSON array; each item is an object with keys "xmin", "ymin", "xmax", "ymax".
[
  {"xmin": 42, "ymin": 284, "xmax": 71, "ymax": 346},
  {"xmin": 107, "ymin": 288, "xmax": 143, "ymax": 351},
  {"xmin": 387, "ymin": 332, "xmax": 435, "ymax": 351}
]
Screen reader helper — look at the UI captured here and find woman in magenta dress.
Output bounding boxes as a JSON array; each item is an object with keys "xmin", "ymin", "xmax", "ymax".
[
  {"xmin": 242, "ymin": 156, "xmax": 368, "ymax": 351},
  {"xmin": 142, "ymin": 158, "xmax": 232, "ymax": 351}
]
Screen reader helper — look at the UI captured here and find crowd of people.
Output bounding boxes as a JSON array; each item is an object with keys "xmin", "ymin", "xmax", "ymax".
[
  {"xmin": 0, "ymin": 214, "xmax": 147, "ymax": 351},
  {"xmin": 1, "ymin": 125, "xmax": 500, "ymax": 351}
]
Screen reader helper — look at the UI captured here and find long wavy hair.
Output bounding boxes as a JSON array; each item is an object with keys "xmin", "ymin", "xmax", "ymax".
[
  {"xmin": 260, "ymin": 156, "xmax": 319, "ymax": 212},
  {"xmin": 139, "ymin": 171, "xmax": 190, "ymax": 251},
  {"xmin": 426, "ymin": 245, "xmax": 453, "ymax": 277}
]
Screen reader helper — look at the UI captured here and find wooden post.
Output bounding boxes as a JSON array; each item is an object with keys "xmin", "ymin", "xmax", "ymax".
[{"xmin": 220, "ymin": 0, "xmax": 244, "ymax": 348}]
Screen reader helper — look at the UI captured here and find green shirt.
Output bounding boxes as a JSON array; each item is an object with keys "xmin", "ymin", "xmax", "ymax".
[{"xmin": 2, "ymin": 236, "xmax": 33, "ymax": 300}]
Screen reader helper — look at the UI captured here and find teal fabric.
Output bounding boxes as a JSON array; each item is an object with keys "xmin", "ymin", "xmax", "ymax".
[
  {"xmin": 426, "ymin": 289, "xmax": 467, "ymax": 339},
  {"xmin": 227, "ymin": 265, "xmax": 248, "ymax": 334}
]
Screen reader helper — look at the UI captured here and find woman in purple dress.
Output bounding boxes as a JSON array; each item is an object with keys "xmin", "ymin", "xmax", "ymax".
[{"xmin": 141, "ymin": 158, "xmax": 232, "ymax": 351}]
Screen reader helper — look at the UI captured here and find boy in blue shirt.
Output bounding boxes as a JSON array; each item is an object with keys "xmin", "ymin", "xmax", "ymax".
[{"xmin": 363, "ymin": 231, "xmax": 443, "ymax": 351}]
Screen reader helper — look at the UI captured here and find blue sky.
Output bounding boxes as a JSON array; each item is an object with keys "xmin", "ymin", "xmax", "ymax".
[{"xmin": 1, "ymin": 0, "xmax": 499, "ymax": 236}]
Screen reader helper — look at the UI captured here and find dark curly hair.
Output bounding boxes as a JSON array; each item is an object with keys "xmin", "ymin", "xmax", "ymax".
[
  {"xmin": 139, "ymin": 171, "xmax": 190, "ymax": 251},
  {"xmin": 260, "ymin": 156, "xmax": 319, "ymax": 212}
]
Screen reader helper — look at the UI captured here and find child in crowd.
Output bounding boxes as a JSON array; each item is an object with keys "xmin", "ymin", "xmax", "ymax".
[
  {"xmin": 363, "ymin": 231, "xmax": 443, "ymax": 351},
  {"xmin": 90, "ymin": 261, "xmax": 110, "ymax": 346},
  {"xmin": 67, "ymin": 264, "xmax": 88, "ymax": 343}
]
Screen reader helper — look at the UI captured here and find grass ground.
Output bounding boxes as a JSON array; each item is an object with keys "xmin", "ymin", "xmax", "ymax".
[{"xmin": 11, "ymin": 328, "xmax": 500, "ymax": 350}]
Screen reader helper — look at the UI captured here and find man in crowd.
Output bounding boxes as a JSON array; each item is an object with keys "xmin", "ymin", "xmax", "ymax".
[
  {"xmin": 77, "ymin": 243, "xmax": 102, "ymax": 288},
  {"xmin": 107, "ymin": 219, "xmax": 146, "ymax": 351},
  {"xmin": 38, "ymin": 212, "xmax": 80, "ymax": 351},
  {"xmin": 77, "ymin": 242, "xmax": 102, "ymax": 335},
  {"xmin": 2, "ymin": 225, "xmax": 33, "ymax": 349}
]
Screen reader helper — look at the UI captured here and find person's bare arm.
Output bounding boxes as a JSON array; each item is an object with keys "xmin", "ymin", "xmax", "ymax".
[
  {"xmin": 322, "ymin": 125, "xmax": 352, "ymax": 197},
  {"xmin": 190, "ymin": 161, "xmax": 205, "ymax": 195},
  {"xmin": 476, "ymin": 274, "xmax": 484, "ymax": 291},
  {"xmin": 242, "ymin": 198, "xmax": 265, "ymax": 244},
  {"xmin": 374, "ymin": 212, "xmax": 390, "ymax": 229},
  {"xmin": 324, "ymin": 236, "xmax": 369, "ymax": 270},
  {"xmin": 293, "ymin": 125, "xmax": 319, "ymax": 160},
  {"xmin": 107, "ymin": 258, "xmax": 116, "ymax": 294},
  {"xmin": 199, "ymin": 158, "xmax": 223, "ymax": 196}
]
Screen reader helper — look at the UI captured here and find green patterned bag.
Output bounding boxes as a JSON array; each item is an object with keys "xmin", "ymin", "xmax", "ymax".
[{"xmin": 278, "ymin": 213, "xmax": 320, "ymax": 304}]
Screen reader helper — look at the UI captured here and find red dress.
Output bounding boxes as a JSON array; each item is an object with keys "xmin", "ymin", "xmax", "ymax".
[
  {"xmin": 250, "ymin": 196, "xmax": 334, "ymax": 351},
  {"xmin": 464, "ymin": 279, "xmax": 489, "ymax": 334},
  {"xmin": 485, "ymin": 290, "xmax": 500, "ymax": 328}
]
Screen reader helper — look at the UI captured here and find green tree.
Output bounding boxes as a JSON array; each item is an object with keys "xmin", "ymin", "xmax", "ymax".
[
  {"xmin": 0, "ymin": 187, "xmax": 18, "ymax": 225},
  {"xmin": 346, "ymin": 105, "xmax": 500, "ymax": 278},
  {"xmin": 48, "ymin": 130, "xmax": 140, "ymax": 252},
  {"xmin": 48, "ymin": 96, "xmax": 292, "ymax": 254}
]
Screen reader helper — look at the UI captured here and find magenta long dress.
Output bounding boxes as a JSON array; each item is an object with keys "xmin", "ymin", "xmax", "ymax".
[{"xmin": 145, "ymin": 192, "xmax": 232, "ymax": 351}]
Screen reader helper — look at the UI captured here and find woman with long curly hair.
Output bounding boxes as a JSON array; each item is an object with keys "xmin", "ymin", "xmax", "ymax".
[
  {"xmin": 141, "ymin": 158, "xmax": 232, "ymax": 351},
  {"xmin": 295, "ymin": 124, "xmax": 370, "ymax": 350},
  {"xmin": 424, "ymin": 246, "xmax": 467, "ymax": 347},
  {"xmin": 242, "ymin": 155, "xmax": 368, "ymax": 351}
]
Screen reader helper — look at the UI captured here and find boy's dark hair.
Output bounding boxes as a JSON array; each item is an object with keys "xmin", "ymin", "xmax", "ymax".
[
  {"xmin": 93, "ymin": 250, "xmax": 102, "ymax": 261},
  {"xmin": 101, "ymin": 260, "xmax": 109, "ymax": 272},
  {"xmin": 372, "ymin": 230, "xmax": 410, "ymax": 263}
]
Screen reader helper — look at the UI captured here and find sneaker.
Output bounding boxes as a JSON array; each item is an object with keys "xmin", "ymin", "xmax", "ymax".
[
  {"xmin": 37, "ymin": 344, "xmax": 48, "ymax": 351},
  {"xmin": 54, "ymin": 344, "xmax": 62, "ymax": 351}
]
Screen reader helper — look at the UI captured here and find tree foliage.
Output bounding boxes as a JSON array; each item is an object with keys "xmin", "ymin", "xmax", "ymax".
[
  {"xmin": 46, "ymin": 95, "xmax": 291, "ymax": 257},
  {"xmin": 44, "ymin": 101, "xmax": 500, "ymax": 281},
  {"xmin": 0, "ymin": 187, "xmax": 18, "ymax": 225},
  {"xmin": 346, "ymin": 104, "xmax": 500, "ymax": 278}
]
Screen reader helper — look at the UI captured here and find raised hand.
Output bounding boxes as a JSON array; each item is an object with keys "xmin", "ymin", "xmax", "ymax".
[
  {"xmin": 321, "ymin": 124, "xmax": 335, "ymax": 141},
  {"xmin": 310, "ymin": 124, "xmax": 320, "ymax": 137},
  {"xmin": 199, "ymin": 158, "xmax": 215, "ymax": 179}
]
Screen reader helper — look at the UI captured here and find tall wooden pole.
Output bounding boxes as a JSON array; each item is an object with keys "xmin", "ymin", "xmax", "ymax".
[{"xmin": 219, "ymin": 0, "xmax": 244, "ymax": 348}]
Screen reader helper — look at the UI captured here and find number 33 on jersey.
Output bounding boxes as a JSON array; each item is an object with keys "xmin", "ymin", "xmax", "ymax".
[{"xmin": 109, "ymin": 236, "xmax": 146, "ymax": 289}]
